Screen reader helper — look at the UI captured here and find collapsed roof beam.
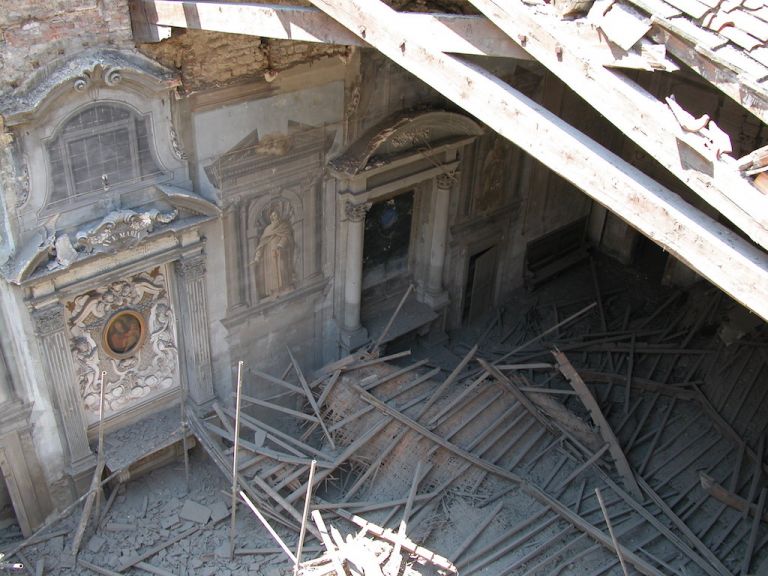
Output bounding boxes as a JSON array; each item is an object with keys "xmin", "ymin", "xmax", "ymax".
[
  {"xmin": 649, "ymin": 16, "xmax": 768, "ymax": 125},
  {"xmin": 131, "ymin": 0, "xmax": 678, "ymax": 71},
  {"xmin": 304, "ymin": 0, "xmax": 768, "ymax": 322},
  {"xmin": 464, "ymin": 0, "xmax": 768, "ymax": 251}
]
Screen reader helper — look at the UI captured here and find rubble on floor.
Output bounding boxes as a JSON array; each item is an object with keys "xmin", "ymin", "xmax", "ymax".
[{"xmin": 3, "ymin": 257, "xmax": 767, "ymax": 576}]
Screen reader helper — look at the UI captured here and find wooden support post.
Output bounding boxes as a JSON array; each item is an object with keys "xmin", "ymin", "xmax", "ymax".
[{"xmin": 229, "ymin": 361, "xmax": 244, "ymax": 559}]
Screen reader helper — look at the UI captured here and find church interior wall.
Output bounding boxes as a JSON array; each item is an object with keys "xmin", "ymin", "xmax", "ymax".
[{"xmin": 1, "ymin": 2, "xmax": 764, "ymax": 534}]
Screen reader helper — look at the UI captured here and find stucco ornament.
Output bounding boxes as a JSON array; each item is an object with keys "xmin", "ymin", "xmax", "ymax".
[
  {"xmin": 76, "ymin": 208, "xmax": 178, "ymax": 254},
  {"xmin": 68, "ymin": 269, "xmax": 178, "ymax": 421}
]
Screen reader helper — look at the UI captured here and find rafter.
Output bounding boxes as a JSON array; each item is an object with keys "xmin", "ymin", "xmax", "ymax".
[
  {"xmin": 131, "ymin": 0, "xmax": 679, "ymax": 71},
  {"xmin": 302, "ymin": 0, "xmax": 768, "ymax": 322},
  {"xmin": 465, "ymin": 0, "xmax": 768, "ymax": 250}
]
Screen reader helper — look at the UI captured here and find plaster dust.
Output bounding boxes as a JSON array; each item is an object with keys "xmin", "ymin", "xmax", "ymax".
[{"xmin": 0, "ymin": 255, "xmax": 765, "ymax": 575}]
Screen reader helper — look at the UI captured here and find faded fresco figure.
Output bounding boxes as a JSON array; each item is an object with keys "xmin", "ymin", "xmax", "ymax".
[{"xmin": 253, "ymin": 211, "xmax": 296, "ymax": 297}]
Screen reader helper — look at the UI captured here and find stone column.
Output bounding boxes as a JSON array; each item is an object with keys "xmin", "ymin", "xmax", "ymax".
[
  {"xmin": 175, "ymin": 253, "xmax": 215, "ymax": 407},
  {"xmin": 340, "ymin": 201, "xmax": 370, "ymax": 351},
  {"xmin": 423, "ymin": 171, "xmax": 454, "ymax": 309},
  {"xmin": 31, "ymin": 304, "xmax": 93, "ymax": 475}
]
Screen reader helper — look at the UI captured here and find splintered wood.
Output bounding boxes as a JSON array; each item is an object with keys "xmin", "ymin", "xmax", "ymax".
[{"xmin": 189, "ymin": 278, "xmax": 768, "ymax": 575}]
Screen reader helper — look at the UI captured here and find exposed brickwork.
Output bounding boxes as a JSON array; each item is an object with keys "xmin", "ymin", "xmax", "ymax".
[
  {"xmin": 0, "ymin": 0, "xmax": 134, "ymax": 93},
  {"xmin": 138, "ymin": 30, "xmax": 351, "ymax": 91}
]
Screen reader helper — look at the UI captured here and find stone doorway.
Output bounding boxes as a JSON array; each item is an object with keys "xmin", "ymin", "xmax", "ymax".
[{"xmin": 463, "ymin": 245, "xmax": 498, "ymax": 324}]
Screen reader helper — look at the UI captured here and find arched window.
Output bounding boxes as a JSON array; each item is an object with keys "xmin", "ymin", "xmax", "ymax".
[{"xmin": 46, "ymin": 103, "xmax": 162, "ymax": 205}]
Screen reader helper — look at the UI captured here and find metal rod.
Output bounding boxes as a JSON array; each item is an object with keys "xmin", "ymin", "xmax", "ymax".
[
  {"xmin": 229, "ymin": 361, "xmax": 244, "ymax": 559},
  {"xmin": 179, "ymin": 364, "xmax": 191, "ymax": 494},
  {"xmin": 294, "ymin": 459, "xmax": 317, "ymax": 575},
  {"xmin": 239, "ymin": 491, "xmax": 297, "ymax": 563}
]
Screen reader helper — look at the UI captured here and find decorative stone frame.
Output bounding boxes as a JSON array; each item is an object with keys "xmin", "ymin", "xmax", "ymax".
[
  {"xmin": 328, "ymin": 110, "xmax": 483, "ymax": 351},
  {"xmin": 1, "ymin": 49, "xmax": 186, "ymax": 238}
]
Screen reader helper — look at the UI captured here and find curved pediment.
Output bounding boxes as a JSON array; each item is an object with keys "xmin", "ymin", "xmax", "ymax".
[
  {"xmin": 4, "ymin": 185, "xmax": 219, "ymax": 284},
  {"xmin": 329, "ymin": 109, "xmax": 483, "ymax": 176},
  {"xmin": 0, "ymin": 49, "xmax": 180, "ymax": 126}
]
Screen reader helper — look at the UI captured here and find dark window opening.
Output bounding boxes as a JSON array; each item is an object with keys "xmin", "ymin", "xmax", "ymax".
[
  {"xmin": 362, "ymin": 190, "xmax": 414, "ymax": 286},
  {"xmin": 45, "ymin": 103, "xmax": 162, "ymax": 206}
]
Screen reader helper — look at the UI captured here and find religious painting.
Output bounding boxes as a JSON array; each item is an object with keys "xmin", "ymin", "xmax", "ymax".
[
  {"xmin": 102, "ymin": 310, "xmax": 146, "ymax": 358},
  {"xmin": 68, "ymin": 269, "xmax": 179, "ymax": 423}
]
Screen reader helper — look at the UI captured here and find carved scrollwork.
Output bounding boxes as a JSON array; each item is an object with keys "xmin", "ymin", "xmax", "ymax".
[
  {"xmin": 345, "ymin": 201, "xmax": 371, "ymax": 223},
  {"xmin": 71, "ymin": 64, "xmax": 122, "ymax": 92},
  {"xmin": 73, "ymin": 71, "xmax": 91, "ymax": 92},
  {"xmin": 68, "ymin": 269, "xmax": 178, "ymax": 419},
  {"xmin": 103, "ymin": 66, "xmax": 122, "ymax": 86},
  {"xmin": 76, "ymin": 208, "xmax": 178, "ymax": 254}
]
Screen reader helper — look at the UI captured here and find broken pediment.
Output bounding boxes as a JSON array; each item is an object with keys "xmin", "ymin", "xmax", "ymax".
[
  {"xmin": 5, "ymin": 186, "xmax": 219, "ymax": 284},
  {"xmin": 204, "ymin": 123, "xmax": 336, "ymax": 193},
  {"xmin": 329, "ymin": 109, "xmax": 484, "ymax": 176},
  {"xmin": 0, "ymin": 49, "xmax": 180, "ymax": 127}
]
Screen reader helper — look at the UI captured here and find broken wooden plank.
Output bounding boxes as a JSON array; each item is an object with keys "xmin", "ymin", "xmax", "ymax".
[
  {"xmin": 329, "ymin": 506, "xmax": 457, "ymax": 573},
  {"xmin": 636, "ymin": 475, "xmax": 733, "ymax": 576},
  {"xmin": 287, "ymin": 348, "xmax": 336, "ymax": 450},
  {"xmin": 742, "ymin": 487, "xmax": 767, "ymax": 576},
  {"xmin": 310, "ymin": 510, "xmax": 346, "ymax": 576},
  {"xmin": 553, "ymin": 350, "xmax": 641, "ymax": 499},
  {"xmin": 372, "ymin": 283, "xmax": 414, "ymax": 353},
  {"xmin": 452, "ymin": 501, "xmax": 504, "ymax": 562},
  {"xmin": 700, "ymin": 471, "xmax": 768, "ymax": 523}
]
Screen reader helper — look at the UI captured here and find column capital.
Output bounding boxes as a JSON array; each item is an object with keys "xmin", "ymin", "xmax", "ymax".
[
  {"xmin": 175, "ymin": 253, "xmax": 206, "ymax": 280},
  {"xmin": 436, "ymin": 169, "xmax": 458, "ymax": 190},
  {"xmin": 31, "ymin": 304, "xmax": 66, "ymax": 337},
  {"xmin": 345, "ymin": 201, "xmax": 371, "ymax": 223}
]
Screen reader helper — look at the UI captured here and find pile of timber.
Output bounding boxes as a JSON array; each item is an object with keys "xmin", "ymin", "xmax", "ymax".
[{"xmin": 191, "ymin": 277, "xmax": 768, "ymax": 575}]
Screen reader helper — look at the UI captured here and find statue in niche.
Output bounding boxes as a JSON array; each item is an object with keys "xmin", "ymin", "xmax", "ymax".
[{"xmin": 252, "ymin": 210, "xmax": 296, "ymax": 298}]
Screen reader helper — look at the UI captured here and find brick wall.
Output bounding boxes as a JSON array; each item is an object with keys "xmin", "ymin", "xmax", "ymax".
[
  {"xmin": 0, "ymin": 0, "xmax": 134, "ymax": 92},
  {"xmin": 138, "ymin": 30, "xmax": 351, "ymax": 91}
]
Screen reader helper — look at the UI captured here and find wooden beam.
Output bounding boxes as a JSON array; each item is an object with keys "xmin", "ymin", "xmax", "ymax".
[
  {"xmin": 131, "ymin": 0, "xmax": 679, "ymax": 70},
  {"xmin": 466, "ymin": 0, "xmax": 768, "ymax": 250},
  {"xmin": 303, "ymin": 0, "xmax": 768, "ymax": 322},
  {"xmin": 553, "ymin": 351, "xmax": 642, "ymax": 499}
]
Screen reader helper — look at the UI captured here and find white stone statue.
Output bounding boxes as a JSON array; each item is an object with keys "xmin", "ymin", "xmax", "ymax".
[{"xmin": 253, "ymin": 211, "xmax": 296, "ymax": 297}]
